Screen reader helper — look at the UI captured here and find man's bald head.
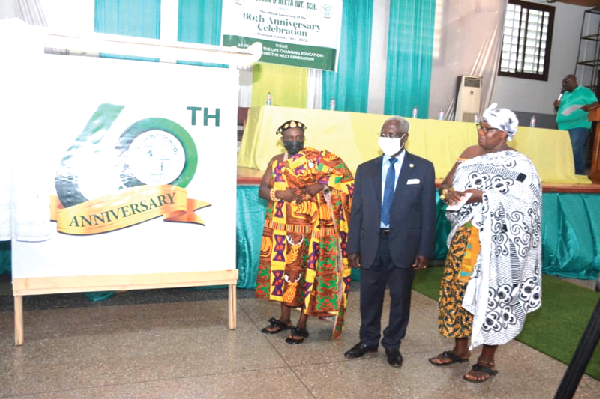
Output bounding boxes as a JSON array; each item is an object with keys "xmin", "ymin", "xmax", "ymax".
[{"xmin": 562, "ymin": 75, "xmax": 578, "ymax": 92}]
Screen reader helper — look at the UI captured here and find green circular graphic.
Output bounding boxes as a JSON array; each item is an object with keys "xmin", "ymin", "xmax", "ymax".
[{"xmin": 117, "ymin": 118, "xmax": 198, "ymax": 189}]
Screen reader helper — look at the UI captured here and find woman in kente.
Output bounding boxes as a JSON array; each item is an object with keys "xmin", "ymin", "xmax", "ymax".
[
  {"xmin": 256, "ymin": 120, "xmax": 354, "ymax": 344},
  {"xmin": 428, "ymin": 104, "xmax": 542, "ymax": 382}
]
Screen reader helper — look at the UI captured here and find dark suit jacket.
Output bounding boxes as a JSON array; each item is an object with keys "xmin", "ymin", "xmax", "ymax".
[{"xmin": 347, "ymin": 152, "xmax": 437, "ymax": 269}]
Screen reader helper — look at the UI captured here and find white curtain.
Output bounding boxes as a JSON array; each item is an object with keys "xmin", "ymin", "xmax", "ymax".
[
  {"xmin": 15, "ymin": 0, "xmax": 69, "ymax": 54},
  {"xmin": 306, "ymin": 68, "xmax": 322, "ymax": 109},
  {"xmin": 0, "ymin": 19, "xmax": 51, "ymax": 241},
  {"xmin": 429, "ymin": 0, "xmax": 507, "ymax": 118}
]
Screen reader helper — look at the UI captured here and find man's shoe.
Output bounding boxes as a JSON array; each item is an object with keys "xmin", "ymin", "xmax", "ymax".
[
  {"xmin": 344, "ymin": 342, "xmax": 378, "ymax": 359},
  {"xmin": 385, "ymin": 348, "xmax": 403, "ymax": 368}
]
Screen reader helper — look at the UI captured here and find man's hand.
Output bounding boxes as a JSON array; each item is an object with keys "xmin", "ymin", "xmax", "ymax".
[
  {"xmin": 412, "ymin": 255, "xmax": 428, "ymax": 270},
  {"xmin": 302, "ymin": 183, "xmax": 326, "ymax": 197},
  {"xmin": 277, "ymin": 188, "xmax": 303, "ymax": 203},
  {"xmin": 348, "ymin": 253, "xmax": 361, "ymax": 269},
  {"xmin": 553, "ymin": 99, "xmax": 561, "ymax": 109}
]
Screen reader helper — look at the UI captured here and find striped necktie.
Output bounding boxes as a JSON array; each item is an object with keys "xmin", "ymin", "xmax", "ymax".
[{"xmin": 381, "ymin": 157, "xmax": 397, "ymax": 226}]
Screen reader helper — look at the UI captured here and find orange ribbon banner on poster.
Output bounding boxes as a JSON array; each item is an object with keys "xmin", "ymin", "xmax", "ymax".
[{"xmin": 50, "ymin": 185, "xmax": 210, "ymax": 235}]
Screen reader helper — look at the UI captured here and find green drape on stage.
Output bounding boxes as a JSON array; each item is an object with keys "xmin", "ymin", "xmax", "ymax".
[
  {"xmin": 94, "ymin": 0, "xmax": 161, "ymax": 62},
  {"xmin": 542, "ymin": 193, "xmax": 600, "ymax": 280},
  {"xmin": 236, "ymin": 186, "xmax": 267, "ymax": 289},
  {"xmin": 321, "ymin": 0, "xmax": 373, "ymax": 113},
  {"xmin": 234, "ymin": 187, "xmax": 600, "ymax": 287},
  {"xmin": 384, "ymin": 0, "xmax": 436, "ymax": 118},
  {"xmin": 0, "ymin": 241, "xmax": 9, "ymax": 276}
]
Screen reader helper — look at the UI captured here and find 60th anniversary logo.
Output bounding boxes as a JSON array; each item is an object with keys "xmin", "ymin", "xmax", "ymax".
[{"xmin": 52, "ymin": 103, "xmax": 217, "ymax": 235}]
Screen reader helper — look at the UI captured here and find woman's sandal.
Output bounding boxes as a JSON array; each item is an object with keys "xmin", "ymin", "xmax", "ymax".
[
  {"xmin": 463, "ymin": 363, "xmax": 499, "ymax": 383},
  {"xmin": 261, "ymin": 317, "xmax": 292, "ymax": 335},
  {"xmin": 428, "ymin": 350, "xmax": 470, "ymax": 366},
  {"xmin": 285, "ymin": 327, "xmax": 309, "ymax": 344}
]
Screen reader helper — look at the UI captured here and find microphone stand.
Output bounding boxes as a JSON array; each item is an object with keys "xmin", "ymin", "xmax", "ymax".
[{"xmin": 554, "ymin": 272, "xmax": 600, "ymax": 399}]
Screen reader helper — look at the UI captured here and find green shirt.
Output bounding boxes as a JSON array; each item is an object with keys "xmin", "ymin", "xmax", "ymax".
[{"xmin": 556, "ymin": 85, "xmax": 598, "ymax": 130}]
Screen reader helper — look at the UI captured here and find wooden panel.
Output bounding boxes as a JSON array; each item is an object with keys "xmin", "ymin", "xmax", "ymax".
[{"xmin": 13, "ymin": 270, "xmax": 238, "ymax": 296}]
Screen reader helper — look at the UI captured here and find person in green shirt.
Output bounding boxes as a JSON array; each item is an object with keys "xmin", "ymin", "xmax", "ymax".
[{"xmin": 553, "ymin": 74, "xmax": 598, "ymax": 174}]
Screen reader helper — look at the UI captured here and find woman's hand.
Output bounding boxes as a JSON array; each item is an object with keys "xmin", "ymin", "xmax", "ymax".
[
  {"xmin": 444, "ymin": 189, "xmax": 464, "ymax": 206},
  {"xmin": 302, "ymin": 183, "xmax": 326, "ymax": 197},
  {"xmin": 444, "ymin": 189, "xmax": 484, "ymax": 205},
  {"xmin": 277, "ymin": 188, "xmax": 304, "ymax": 203},
  {"xmin": 464, "ymin": 189, "xmax": 484, "ymax": 204}
]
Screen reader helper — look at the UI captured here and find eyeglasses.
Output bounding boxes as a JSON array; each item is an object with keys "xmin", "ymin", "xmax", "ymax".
[
  {"xmin": 476, "ymin": 123, "xmax": 498, "ymax": 134},
  {"xmin": 380, "ymin": 132, "xmax": 407, "ymax": 138}
]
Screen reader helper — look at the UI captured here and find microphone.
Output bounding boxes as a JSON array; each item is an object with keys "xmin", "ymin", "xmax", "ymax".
[{"xmin": 558, "ymin": 89, "xmax": 565, "ymax": 101}]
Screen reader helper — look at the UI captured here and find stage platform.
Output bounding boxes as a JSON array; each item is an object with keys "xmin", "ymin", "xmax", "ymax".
[{"xmin": 237, "ymin": 167, "xmax": 600, "ymax": 193}]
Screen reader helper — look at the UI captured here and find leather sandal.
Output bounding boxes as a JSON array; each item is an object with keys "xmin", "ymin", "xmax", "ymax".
[
  {"xmin": 261, "ymin": 317, "xmax": 292, "ymax": 335},
  {"xmin": 429, "ymin": 350, "xmax": 470, "ymax": 366},
  {"xmin": 285, "ymin": 327, "xmax": 309, "ymax": 344},
  {"xmin": 463, "ymin": 363, "xmax": 499, "ymax": 383}
]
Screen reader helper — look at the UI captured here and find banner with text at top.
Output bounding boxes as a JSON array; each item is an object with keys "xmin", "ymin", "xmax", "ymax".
[{"xmin": 221, "ymin": 0, "xmax": 343, "ymax": 71}]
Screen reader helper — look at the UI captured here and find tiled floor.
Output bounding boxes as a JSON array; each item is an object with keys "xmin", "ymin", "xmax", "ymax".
[{"xmin": 0, "ymin": 285, "xmax": 598, "ymax": 399}]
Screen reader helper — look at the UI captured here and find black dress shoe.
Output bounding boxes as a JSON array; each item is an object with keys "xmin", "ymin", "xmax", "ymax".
[
  {"xmin": 385, "ymin": 349, "xmax": 403, "ymax": 368},
  {"xmin": 344, "ymin": 342, "xmax": 378, "ymax": 359}
]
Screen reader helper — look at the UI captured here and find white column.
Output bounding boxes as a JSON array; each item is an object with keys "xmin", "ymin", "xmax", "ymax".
[{"xmin": 367, "ymin": 0, "xmax": 390, "ymax": 115}]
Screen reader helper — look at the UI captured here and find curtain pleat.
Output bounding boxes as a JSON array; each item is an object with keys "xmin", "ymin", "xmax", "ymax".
[
  {"xmin": 177, "ymin": 0, "xmax": 225, "ymax": 67},
  {"xmin": 322, "ymin": 0, "xmax": 373, "ymax": 113},
  {"xmin": 94, "ymin": 0, "xmax": 161, "ymax": 62},
  {"xmin": 384, "ymin": 0, "xmax": 436, "ymax": 118}
]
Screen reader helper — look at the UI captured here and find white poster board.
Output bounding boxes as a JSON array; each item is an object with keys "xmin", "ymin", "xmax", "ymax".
[
  {"xmin": 11, "ymin": 55, "xmax": 238, "ymax": 279},
  {"xmin": 5, "ymin": 53, "xmax": 240, "ymax": 345}
]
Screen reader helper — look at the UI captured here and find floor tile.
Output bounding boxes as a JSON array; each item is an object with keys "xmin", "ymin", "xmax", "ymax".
[{"xmin": 3, "ymin": 367, "xmax": 313, "ymax": 399}]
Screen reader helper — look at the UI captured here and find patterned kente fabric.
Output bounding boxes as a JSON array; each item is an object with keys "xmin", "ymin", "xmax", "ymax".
[
  {"xmin": 446, "ymin": 150, "xmax": 542, "ymax": 348},
  {"xmin": 256, "ymin": 148, "xmax": 354, "ymax": 339},
  {"xmin": 439, "ymin": 222, "xmax": 479, "ymax": 338}
]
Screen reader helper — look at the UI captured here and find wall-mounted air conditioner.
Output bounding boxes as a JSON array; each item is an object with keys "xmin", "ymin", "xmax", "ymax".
[{"xmin": 455, "ymin": 76, "xmax": 482, "ymax": 122}]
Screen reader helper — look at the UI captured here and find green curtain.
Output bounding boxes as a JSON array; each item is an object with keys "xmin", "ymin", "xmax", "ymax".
[
  {"xmin": 235, "ymin": 190, "xmax": 600, "ymax": 289},
  {"xmin": 0, "ymin": 241, "xmax": 10, "ymax": 276},
  {"xmin": 542, "ymin": 193, "xmax": 600, "ymax": 280},
  {"xmin": 384, "ymin": 0, "xmax": 436, "ymax": 118},
  {"xmin": 236, "ymin": 186, "xmax": 267, "ymax": 289},
  {"xmin": 251, "ymin": 63, "xmax": 308, "ymax": 108},
  {"xmin": 94, "ymin": 0, "xmax": 161, "ymax": 62},
  {"xmin": 321, "ymin": 0, "xmax": 373, "ymax": 112},
  {"xmin": 177, "ymin": 0, "xmax": 225, "ymax": 68}
]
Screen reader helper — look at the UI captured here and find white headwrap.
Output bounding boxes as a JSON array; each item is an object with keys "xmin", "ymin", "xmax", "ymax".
[{"xmin": 482, "ymin": 103, "xmax": 519, "ymax": 141}]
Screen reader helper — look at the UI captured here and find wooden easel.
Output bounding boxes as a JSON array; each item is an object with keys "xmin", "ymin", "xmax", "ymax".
[
  {"xmin": 13, "ymin": 270, "xmax": 239, "ymax": 346},
  {"xmin": 589, "ymin": 108, "xmax": 600, "ymax": 183}
]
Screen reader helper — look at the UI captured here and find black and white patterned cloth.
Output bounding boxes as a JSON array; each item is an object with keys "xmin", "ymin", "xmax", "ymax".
[{"xmin": 447, "ymin": 150, "xmax": 542, "ymax": 348}]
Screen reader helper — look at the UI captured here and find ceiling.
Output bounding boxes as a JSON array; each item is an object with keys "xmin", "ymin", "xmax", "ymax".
[{"xmin": 554, "ymin": 0, "xmax": 600, "ymax": 7}]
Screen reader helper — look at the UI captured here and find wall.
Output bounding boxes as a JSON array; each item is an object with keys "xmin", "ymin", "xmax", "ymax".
[
  {"xmin": 491, "ymin": 1, "xmax": 589, "ymax": 116},
  {"xmin": 1, "ymin": 0, "xmax": 592, "ymax": 118}
]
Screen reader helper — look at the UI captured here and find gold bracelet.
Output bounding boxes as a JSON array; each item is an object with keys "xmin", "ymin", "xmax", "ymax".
[{"xmin": 270, "ymin": 188, "xmax": 277, "ymax": 202}]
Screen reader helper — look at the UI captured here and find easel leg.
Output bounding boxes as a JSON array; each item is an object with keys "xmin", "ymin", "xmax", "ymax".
[
  {"xmin": 14, "ymin": 295, "xmax": 23, "ymax": 346},
  {"xmin": 229, "ymin": 284, "xmax": 237, "ymax": 330}
]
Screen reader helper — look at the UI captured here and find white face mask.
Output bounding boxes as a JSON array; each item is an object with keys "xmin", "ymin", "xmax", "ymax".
[{"xmin": 378, "ymin": 135, "xmax": 406, "ymax": 157}]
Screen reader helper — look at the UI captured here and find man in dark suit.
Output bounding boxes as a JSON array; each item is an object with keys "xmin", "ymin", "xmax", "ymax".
[{"xmin": 344, "ymin": 116, "xmax": 436, "ymax": 367}]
